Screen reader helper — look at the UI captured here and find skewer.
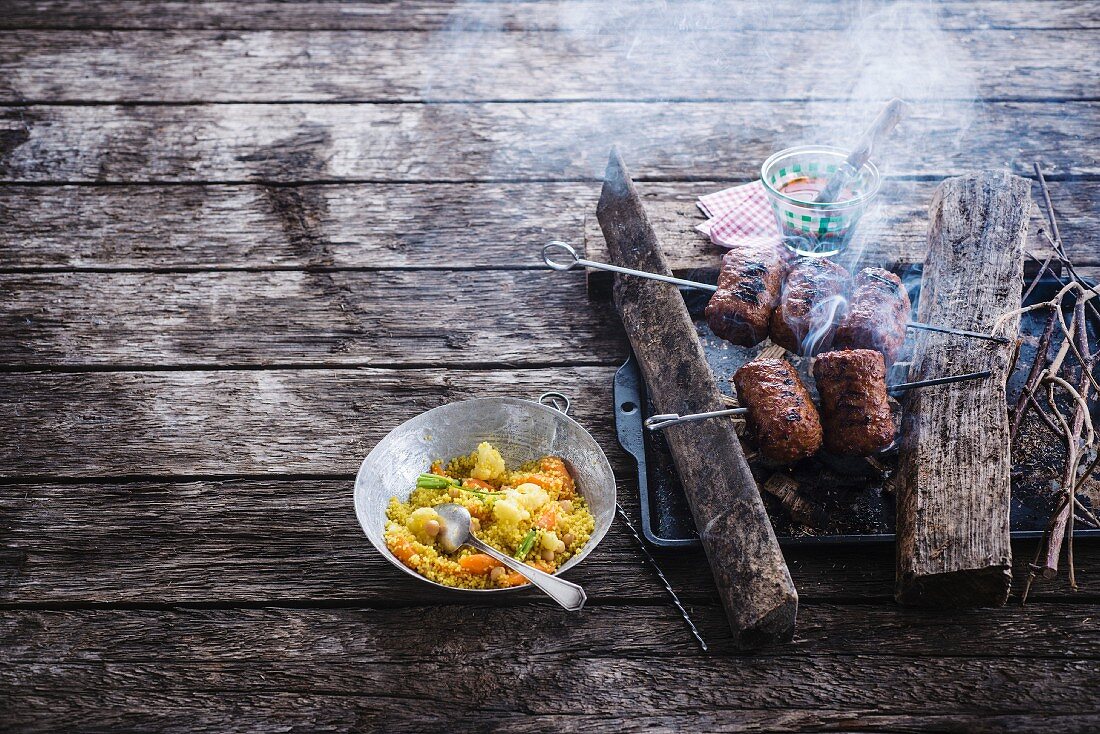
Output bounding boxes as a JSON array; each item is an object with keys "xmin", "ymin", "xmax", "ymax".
[
  {"xmin": 904, "ymin": 322, "xmax": 1010, "ymax": 344},
  {"xmin": 542, "ymin": 241, "xmax": 716, "ymax": 291},
  {"xmin": 645, "ymin": 370, "xmax": 993, "ymax": 432},
  {"xmin": 543, "ymin": 241, "xmax": 1009, "ymax": 344},
  {"xmin": 887, "ymin": 370, "xmax": 993, "ymax": 395},
  {"xmin": 614, "ymin": 502, "xmax": 708, "ymax": 652},
  {"xmin": 645, "ymin": 407, "xmax": 748, "ymax": 431}
]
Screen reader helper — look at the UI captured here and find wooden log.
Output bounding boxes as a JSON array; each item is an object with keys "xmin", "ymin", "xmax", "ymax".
[
  {"xmin": 895, "ymin": 170, "xmax": 1031, "ymax": 607},
  {"xmin": 596, "ymin": 148, "xmax": 796, "ymax": 648}
]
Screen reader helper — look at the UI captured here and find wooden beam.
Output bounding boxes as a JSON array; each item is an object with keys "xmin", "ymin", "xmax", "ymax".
[
  {"xmin": 895, "ymin": 171, "xmax": 1031, "ymax": 607},
  {"xmin": 597, "ymin": 148, "xmax": 796, "ymax": 648}
]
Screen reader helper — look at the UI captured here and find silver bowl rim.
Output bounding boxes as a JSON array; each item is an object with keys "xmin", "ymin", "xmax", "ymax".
[{"xmin": 353, "ymin": 396, "xmax": 617, "ymax": 594}]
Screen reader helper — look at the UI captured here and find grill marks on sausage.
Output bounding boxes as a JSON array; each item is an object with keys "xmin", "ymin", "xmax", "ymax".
[
  {"xmin": 732, "ymin": 358, "xmax": 823, "ymax": 464},
  {"xmin": 833, "ymin": 267, "xmax": 910, "ymax": 365},
  {"xmin": 770, "ymin": 257, "xmax": 850, "ymax": 356},
  {"xmin": 813, "ymin": 349, "xmax": 897, "ymax": 456},
  {"xmin": 705, "ymin": 246, "xmax": 787, "ymax": 347}
]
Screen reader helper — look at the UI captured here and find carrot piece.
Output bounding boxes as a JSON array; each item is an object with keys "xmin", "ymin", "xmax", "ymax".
[
  {"xmin": 499, "ymin": 571, "xmax": 528, "ymax": 587},
  {"xmin": 535, "ymin": 506, "xmax": 559, "ymax": 530},
  {"xmin": 458, "ymin": 553, "xmax": 500, "ymax": 574},
  {"xmin": 390, "ymin": 539, "xmax": 417, "ymax": 565},
  {"xmin": 463, "ymin": 478, "xmax": 496, "ymax": 491}
]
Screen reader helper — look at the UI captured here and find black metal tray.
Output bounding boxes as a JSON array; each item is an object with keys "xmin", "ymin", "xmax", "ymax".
[{"xmin": 614, "ymin": 275, "xmax": 1100, "ymax": 547}]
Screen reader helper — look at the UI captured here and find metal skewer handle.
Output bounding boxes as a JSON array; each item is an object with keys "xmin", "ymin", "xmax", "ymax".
[
  {"xmin": 541, "ymin": 241, "xmax": 718, "ymax": 292},
  {"xmin": 543, "ymin": 242, "xmax": 1007, "ymax": 345},
  {"xmin": 644, "ymin": 407, "xmax": 749, "ymax": 431},
  {"xmin": 646, "ymin": 371, "xmax": 992, "ymax": 431}
]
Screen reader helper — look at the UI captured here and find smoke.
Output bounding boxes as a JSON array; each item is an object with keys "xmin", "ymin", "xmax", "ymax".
[
  {"xmin": 802, "ymin": 293, "xmax": 849, "ymax": 357},
  {"xmin": 417, "ymin": 0, "xmax": 980, "ymax": 241}
]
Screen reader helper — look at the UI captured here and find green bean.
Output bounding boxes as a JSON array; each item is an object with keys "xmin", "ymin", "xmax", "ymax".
[{"xmin": 515, "ymin": 529, "xmax": 538, "ymax": 561}]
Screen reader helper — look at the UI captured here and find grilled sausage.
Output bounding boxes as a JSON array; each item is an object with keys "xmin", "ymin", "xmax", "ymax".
[
  {"xmin": 812, "ymin": 349, "xmax": 896, "ymax": 456},
  {"xmin": 705, "ymin": 244, "xmax": 787, "ymax": 347},
  {"xmin": 770, "ymin": 257, "xmax": 850, "ymax": 356},
  {"xmin": 732, "ymin": 358, "xmax": 823, "ymax": 463},
  {"xmin": 832, "ymin": 267, "xmax": 910, "ymax": 365}
]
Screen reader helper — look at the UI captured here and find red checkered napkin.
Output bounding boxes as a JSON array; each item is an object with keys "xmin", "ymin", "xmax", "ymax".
[{"xmin": 696, "ymin": 180, "xmax": 780, "ymax": 250}]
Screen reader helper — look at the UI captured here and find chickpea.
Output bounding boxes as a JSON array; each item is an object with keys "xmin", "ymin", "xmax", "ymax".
[
  {"xmin": 424, "ymin": 519, "xmax": 440, "ymax": 538},
  {"xmin": 562, "ymin": 533, "xmax": 575, "ymax": 547},
  {"xmin": 490, "ymin": 566, "xmax": 506, "ymax": 584},
  {"xmin": 448, "ymin": 486, "xmax": 461, "ymax": 498},
  {"xmin": 470, "ymin": 517, "xmax": 481, "ymax": 533},
  {"xmin": 555, "ymin": 540, "xmax": 566, "ymax": 554},
  {"xmin": 558, "ymin": 500, "xmax": 574, "ymax": 514},
  {"xmin": 541, "ymin": 548, "xmax": 556, "ymax": 562}
]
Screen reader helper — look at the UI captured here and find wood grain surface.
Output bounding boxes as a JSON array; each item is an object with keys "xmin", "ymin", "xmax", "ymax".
[
  {"xmin": 1, "ymin": 102, "xmax": 1096, "ymax": 183},
  {"xmin": 896, "ymin": 172, "xmax": 1031, "ymax": 606},
  {"xmin": 2, "ymin": 29, "xmax": 1095, "ymax": 102},
  {"xmin": 4, "ymin": 180, "xmax": 1098, "ymax": 271},
  {"xmin": 3, "ymin": 1, "xmax": 1097, "ymax": 31}
]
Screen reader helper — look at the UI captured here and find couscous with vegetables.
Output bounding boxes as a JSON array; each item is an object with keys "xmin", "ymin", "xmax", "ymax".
[{"xmin": 384, "ymin": 442, "xmax": 595, "ymax": 589}]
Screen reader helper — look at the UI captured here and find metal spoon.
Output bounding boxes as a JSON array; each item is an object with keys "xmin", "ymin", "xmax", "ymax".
[{"xmin": 433, "ymin": 503, "xmax": 587, "ymax": 611}]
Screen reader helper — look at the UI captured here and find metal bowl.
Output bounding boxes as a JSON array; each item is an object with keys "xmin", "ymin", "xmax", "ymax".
[{"xmin": 354, "ymin": 396, "xmax": 617, "ymax": 593}]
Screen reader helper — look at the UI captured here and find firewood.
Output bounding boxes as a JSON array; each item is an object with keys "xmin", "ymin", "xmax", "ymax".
[
  {"xmin": 597, "ymin": 148, "xmax": 797, "ymax": 648},
  {"xmin": 895, "ymin": 171, "xmax": 1031, "ymax": 607}
]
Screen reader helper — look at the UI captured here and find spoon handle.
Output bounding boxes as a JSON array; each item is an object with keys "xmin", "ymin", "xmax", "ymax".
[{"xmin": 468, "ymin": 536, "xmax": 587, "ymax": 611}]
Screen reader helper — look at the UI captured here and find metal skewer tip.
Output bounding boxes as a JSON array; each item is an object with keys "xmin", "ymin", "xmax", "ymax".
[
  {"xmin": 615, "ymin": 503, "xmax": 708, "ymax": 652},
  {"xmin": 888, "ymin": 370, "xmax": 993, "ymax": 395},
  {"xmin": 906, "ymin": 321, "xmax": 1011, "ymax": 344},
  {"xmin": 645, "ymin": 407, "xmax": 749, "ymax": 431}
]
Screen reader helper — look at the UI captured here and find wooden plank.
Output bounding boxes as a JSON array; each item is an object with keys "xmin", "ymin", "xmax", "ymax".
[
  {"xmin": 0, "ymin": 624, "xmax": 1096, "ymax": 729},
  {"xmin": 3, "ymin": 475, "xmax": 1099, "ymax": 605},
  {"xmin": 0, "ymin": 693, "xmax": 1095, "ymax": 734},
  {"xmin": 0, "ymin": 182, "xmax": 594, "ymax": 270},
  {"xmin": 3, "ymin": 605, "xmax": 1099, "ymax": 664},
  {"xmin": 598, "ymin": 150, "xmax": 796, "ymax": 648},
  {"xmin": 582, "ymin": 179, "xmax": 1093, "ymax": 296},
  {"xmin": 3, "ymin": 1, "xmax": 1096, "ymax": 32},
  {"xmin": 2, "ymin": 29, "xmax": 1095, "ymax": 102},
  {"xmin": 897, "ymin": 172, "xmax": 1031, "ymax": 606},
  {"xmin": 0, "ymin": 102, "xmax": 1096, "ymax": 183},
  {"xmin": 0, "ymin": 270, "xmax": 627, "ymax": 367},
  {"xmin": 5, "ymin": 180, "xmax": 1099, "ymax": 271},
  {"xmin": 0, "ymin": 367, "xmax": 625, "ymax": 479}
]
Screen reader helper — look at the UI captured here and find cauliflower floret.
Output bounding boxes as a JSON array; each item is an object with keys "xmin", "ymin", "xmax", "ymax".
[
  {"xmin": 470, "ymin": 441, "xmax": 506, "ymax": 482},
  {"xmin": 514, "ymin": 482, "xmax": 550, "ymax": 512},
  {"xmin": 405, "ymin": 507, "xmax": 441, "ymax": 543},
  {"xmin": 493, "ymin": 498, "xmax": 530, "ymax": 525}
]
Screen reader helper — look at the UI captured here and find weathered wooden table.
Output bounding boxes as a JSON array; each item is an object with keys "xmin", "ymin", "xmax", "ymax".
[{"xmin": 2, "ymin": 2, "xmax": 1099, "ymax": 731}]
